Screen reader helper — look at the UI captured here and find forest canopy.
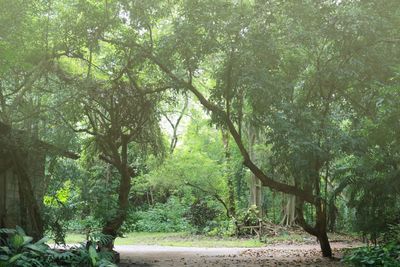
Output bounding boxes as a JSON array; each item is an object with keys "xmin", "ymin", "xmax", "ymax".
[{"xmin": 0, "ymin": 0, "xmax": 399, "ymax": 263}]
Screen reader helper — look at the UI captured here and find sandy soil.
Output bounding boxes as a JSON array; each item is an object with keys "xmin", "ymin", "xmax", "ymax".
[{"xmin": 117, "ymin": 242, "xmax": 360, "ymax": 267}]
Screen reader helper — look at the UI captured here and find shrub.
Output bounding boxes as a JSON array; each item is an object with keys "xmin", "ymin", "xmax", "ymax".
[
  {"xmin": 185, "ymin": 199, "xmax": 219, "ymax": 234},
  {"xmin": 206, "ymin": 220, "xmax": 236, "ymax": 237},
  {"xmin": 68, "ymin": 216, "xmax": 103, "ymax": 237},
  {"xmin": 343, "ymin": 243, "xmax": 400, "ymax": 267},
  {"xmin": 383, "ymin": 224, "xmax": 400, "ymax": 244},
  {"xmin": 235, "ymin": 205, "xmax": 263, "ymax": 236},
  {"xmin": 0, "ymin": 227, "xmax": 116, "ymax": 267},
  {"xmin": 240, "ymin": 205, "xmax": 262, "ymax": 226},
  {"xmin": 133, "ymin": 197, "xmax": 191, "ymax": 232}
]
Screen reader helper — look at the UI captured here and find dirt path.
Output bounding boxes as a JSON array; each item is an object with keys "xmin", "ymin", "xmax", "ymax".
[{"xmin": 117, "ymin": 242, "xmax": 360, "ymax": 267}]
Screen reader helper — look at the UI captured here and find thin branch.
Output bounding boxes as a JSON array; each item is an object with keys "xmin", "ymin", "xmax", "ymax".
[{"xmin": 185, "ymin": 181, "xmax": 231, "ymax": 219}]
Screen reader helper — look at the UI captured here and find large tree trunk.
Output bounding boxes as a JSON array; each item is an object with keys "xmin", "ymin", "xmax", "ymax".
[
  {"xmin": 315, "ymin": 198, "xmax": 332, "ymax": 257},
  {"xmin": 249, "ymin": 176, "xmax": 262, "ymax": 212},
  {"xmin": 296, "ymin": 199, "xmax": 332, "ymax": 257},
  {"xmin": 280, "ymin": 194, "xmax": 296, "ymax": 226},
  {"xmin": 101, "ymin": 167, "xmax": 131, "ymax": 250},
  {"xmin": 317, "ymin": 230, "xmax": 332, "ymax": 257},
  {"xmin": 101, "ymin": 140, "xmax": 133, "ymax": 253},
  {"xmin": 12, "ymin": 152, "xmax": 44, "ymax": 241},
  {"xmin": 248, "ymin": 127, "xmax": 263, "ymax": 215}
]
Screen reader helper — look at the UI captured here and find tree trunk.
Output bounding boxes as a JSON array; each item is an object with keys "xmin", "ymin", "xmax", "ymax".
[
  {"xmin": 327, "ymin": 200, "xmax": 338, "ymax": 232},
  {"xmin": 296, "ymin": 199, "xmax": 332, "ymax": 257},
  {"xmin": 227, "ymin": 177, "xmax": 236, "ymax": 218},
  {"xmin": 12, "ymin": 152, "xmax": 44, "ymax": 241},
  {"xmin": 317, "ymin": 230, "xmax": 332, "ymax": 257},
  {"xmin": 248, "ymin": 126, "xmax": 263, "ymax": 215},
  {"xmin": 280, "ymin": 194, "xmax": 296, "ymax": 226},
  {"xmin": 249, "ymin": 176, "xmax": 263, "ymax": 211},
  {"xmin": 315, "ymin": 198, "xmax": 332, "ymax": 257},
  {"xmin": 222, "ymin": 130, "xmax": 236, "ymax": 219},
  {"xmin": 102, "ymin": 165, "xmax": 131, "ymax": 249}
]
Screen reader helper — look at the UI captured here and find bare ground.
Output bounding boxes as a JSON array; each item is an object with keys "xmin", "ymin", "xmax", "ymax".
[{"xmin": 117, "ymin": 242, "xmax": 361, "ymax": 267}]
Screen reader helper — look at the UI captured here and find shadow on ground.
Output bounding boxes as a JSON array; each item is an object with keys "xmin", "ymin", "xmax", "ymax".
[{"xmin": 117, "ymin": 242, "xmax": 360, "ymax": 267}]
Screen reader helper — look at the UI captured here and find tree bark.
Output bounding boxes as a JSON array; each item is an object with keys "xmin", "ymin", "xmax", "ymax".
[
  {"xmin": 318, "ymin": 229, "xmax": 332, "ymax": 257},
  {"xmin": 12, "ymin": 151, "xmax": 44, "ymax": 241},
  {"xmin": 280, "ymin": 194, "xmax": 296, "ymax": 226},
  {"xmin": 101, "ymin": 139, "xmax": 134, "ymax": 251},
  {"xmin": 248, "ymin": 127, "xmax": 263, "ymax": 215},
  {"xmin": 295, "ymin": 199, "xmax": 332, "ymax": 257},
  {"xmin": 222, "ymin": 129, "xmax": 236, "ymax": 219},
  {"xmin": 101, "ymin": 166, "xmax": 131, "ymax": 249}
]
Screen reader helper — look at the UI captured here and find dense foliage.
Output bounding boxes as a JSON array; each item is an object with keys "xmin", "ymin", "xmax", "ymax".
[
  {"xmin": 343, "ymin": 243, "xmax": 400, "ymax": 267},
  {"xmin": 0, "ymin": 0, "xmax": 399, "ymax": 260},
  {"xmin": 0, "ymin": 227, "xmax": 116, "ymax": 267}
]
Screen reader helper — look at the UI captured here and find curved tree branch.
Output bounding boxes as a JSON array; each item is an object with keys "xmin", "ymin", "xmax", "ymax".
[{"xmin": 147, "ymin": 54, "xmax": 315, "ymax": 204}]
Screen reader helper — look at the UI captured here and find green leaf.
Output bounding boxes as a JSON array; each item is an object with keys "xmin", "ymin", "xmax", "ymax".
[
  {"xmin": 0, "ymin": 246, "xmax": 11, "ymax": 254},
  {"xmin": 25, "ymin": 244, "xmax": 47, "ymax": 254},
  {"xmin": 0, "ymin": 228, "xmax": 16, "ymax": 235},
  {"xmin": 0, "ymin": 255, "xmax": 9, "ymax": 261},
  {"xmin": 34, "ymin": 236, "xmax": 50, "ymax": 245},
  {"xmin": 15, "ymin": 226, "xmax": 26, "ymax": 236},
  {"xmin": 10, "ymin": 234, "xmax": 24, "ymax": 249},
  {"xmin": 88, "ymin": 245, "xmax": 98, "ymax": 266},
  {"xmin": 366, "ymin": 259, "xmax": 375, "ymax": 265},
  {"xmin": 22, "ymin": 236, "xmax": 33, "ymax": 245},
  {"xmin": 8, "ymin": 253, "xmax": 23, "ymax": 263}
]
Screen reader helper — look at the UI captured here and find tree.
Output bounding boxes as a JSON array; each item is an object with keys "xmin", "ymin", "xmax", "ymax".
[
  {"xmin": 2, "ymin": 0, "xmax": 400, "ymax": 260},
  {"xmin": 46, "ymin": 0, "xmax": 168, "ymax": 247},
  {"xmin": 144, "ymin": 114, "xmax": 231, "ymax": 220},
  {"xmin": 54, "ymin": 60, "xmax": 164, "ymax": 249},
  {"xmin": 129, "ymin": 0, "xmax": 399, "ymax": 257}
]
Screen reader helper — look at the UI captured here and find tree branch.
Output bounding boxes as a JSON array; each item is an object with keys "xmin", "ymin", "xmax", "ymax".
[{"xmin": 147, "ymin": 53, "xmax": 316, "ymax": 204}]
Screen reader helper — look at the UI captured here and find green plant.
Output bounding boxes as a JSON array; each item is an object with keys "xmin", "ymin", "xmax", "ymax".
[
  {"xmin": 67, "ymin": 216, "xmax": 103, "ymax": 239},
  {"xmin": 0, "ymin": 226, "xmax": 58, "ymax": 267},
  {"xmin": 206, "ymin": 220, "xmax": 236, "ymax": 237},
  {"xmin": 343, "ymin": 243, "xmax": 400, "ymax": 267},
  {"xmin": 235, "ymin": 205, "xmax": 263, "ymax": 237},
  {"xmin": 62, "ymin": 233, "xmax": 116, "ymax": 267},
  {"xmin": 186, "ymin": 199, "xmax": 219, "ymax": 234},
  {"xmin": 383, "ymin": 224, "xmax": 400, "ymax": 244},
  {"xmin": 0, "ymin": 227, "xmax": 117, "ymax": 267},
  {"xmin": 133, "ymin": 197, "xmax": 191, "ymax": 232}
]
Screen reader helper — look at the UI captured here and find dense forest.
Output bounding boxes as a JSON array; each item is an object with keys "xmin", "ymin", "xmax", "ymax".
[{"xmin": 0, "ymin": 0, "xmax": 399, "ymax": 266}]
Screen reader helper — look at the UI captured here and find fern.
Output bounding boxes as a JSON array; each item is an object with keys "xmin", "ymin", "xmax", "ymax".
[{"xmin": 0, "ymin": 227, "xmax": 117, "ymax": 267}]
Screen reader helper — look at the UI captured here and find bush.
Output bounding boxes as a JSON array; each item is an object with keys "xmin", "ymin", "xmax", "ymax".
[
  {"xmin": 133, "ymin": 197, "xmax": 191, "ymax": 232},
  {"xmin": 68, "ymin": 216, "xmax": 103, "ymax": 236},
  {"xmin": 343, "ymin": 243, "xmax": 400, "ymax": 267},
  {"xmin": 185, "ymin": 199, "xmax": 219, "ymax": 234},
  {"xmin": 206, "ymin": 220, "xmax": 236, "ymax": 237},
  {"xmin": 0, "ymin": 227, "xmax": 116, "ymax": 267},
  {"xmin": 240, "ymin": 205, "xmax": 262, "ymax": 226},
  {"xmin": 383, "ymin": 224, "xmax": 400, "ymax": 244},
  {"xmin": 236, "ymin": 205, "xmax": 262, "ymax": 236}
]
